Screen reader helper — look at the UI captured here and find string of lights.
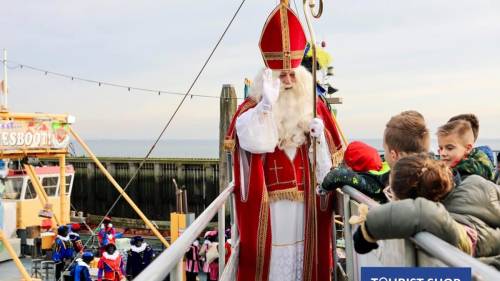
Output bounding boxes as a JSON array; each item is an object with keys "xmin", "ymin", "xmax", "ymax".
[{"xmin": 1, "ymin": 59, "xmax": 243, "ymax": 100}]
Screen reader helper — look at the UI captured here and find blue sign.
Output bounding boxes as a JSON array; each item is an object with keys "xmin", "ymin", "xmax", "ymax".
[{"xmin": 362, "ymin": 267, "xmax": 471, "ymax": 281}]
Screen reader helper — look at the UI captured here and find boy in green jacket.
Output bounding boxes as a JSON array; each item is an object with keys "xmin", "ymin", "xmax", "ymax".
[{"xmin": 437, "ymin": 120, "xmax": 494, "ymax": 181}]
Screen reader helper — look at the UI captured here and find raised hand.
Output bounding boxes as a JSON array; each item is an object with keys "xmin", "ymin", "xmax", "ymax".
[{"xmin": 261, "ymin": 68, "xmax": 280, "ymax": 108}]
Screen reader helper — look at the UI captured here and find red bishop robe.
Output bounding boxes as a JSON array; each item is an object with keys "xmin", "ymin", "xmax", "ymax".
[{"xmin": 225, "ymin": 97, "xmax": 343, "ymax": 281}]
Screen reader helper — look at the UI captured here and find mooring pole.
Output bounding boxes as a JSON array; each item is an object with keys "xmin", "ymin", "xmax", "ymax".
[{"xmin": 218, "ymin": 84, "xmax": 237, "ymax": 275}]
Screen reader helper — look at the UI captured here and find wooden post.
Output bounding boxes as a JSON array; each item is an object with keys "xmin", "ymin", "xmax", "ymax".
[
  {"xmin": 218, "ymin": 84, "xmax": 237, "ymax": 276},
  {"xmin": 219, "ymin": 84, "xmax": 237, "ymax": 192}
]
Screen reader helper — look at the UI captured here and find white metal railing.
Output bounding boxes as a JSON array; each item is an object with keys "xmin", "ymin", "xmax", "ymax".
[
  {"xmin": 134, "ymin": 182, "xmax": 236, "ymax": 281},
  {"xmin": 340, "ymin": 185, "xmax": 500, "ymax": 281}
]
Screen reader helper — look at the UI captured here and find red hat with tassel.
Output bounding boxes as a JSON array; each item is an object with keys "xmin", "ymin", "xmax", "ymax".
[{"xmin": 259, "ymin": 1, "xmax": 307, "ymax": 70}]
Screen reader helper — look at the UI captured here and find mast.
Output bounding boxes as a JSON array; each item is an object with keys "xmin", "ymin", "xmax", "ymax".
[{"xmin": 2, "ymin": 49, "xmax": 7, "ymax": 111}]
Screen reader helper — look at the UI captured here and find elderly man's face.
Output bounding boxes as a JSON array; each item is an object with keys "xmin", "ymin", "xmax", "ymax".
[{"xmin": 279, "ymin": 70, "xmax": 296, "ymax": 90}]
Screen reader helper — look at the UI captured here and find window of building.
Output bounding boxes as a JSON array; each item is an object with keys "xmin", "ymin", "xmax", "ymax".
[
  {"xmin": 42, "ymin": 176, "xmax": 59, "ymax": 196},
  {"xmin": 65, "ymin": 175, "xmax": 73, "ymax": 195},
  {"xmin": 25, "ymin": 179, "xmax": 37, "ymax": 199},
  {"xmin": 1, "ymin": 177, "xmax": 24, "ymax": 200}
]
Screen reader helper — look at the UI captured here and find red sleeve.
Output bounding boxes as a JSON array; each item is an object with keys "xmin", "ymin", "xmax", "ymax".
[{"xmin": 316, "ymin": 99, "xmax": 343, "ymax": 151}]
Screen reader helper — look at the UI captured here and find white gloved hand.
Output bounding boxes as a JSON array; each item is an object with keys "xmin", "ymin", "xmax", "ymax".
[
  {"xmin": 309, "ymin": 118, "xmax": 324, "ymax": 138},
  {"xmin": 261, "ymin": 68, "xmax": 280, "ymax": 109}
]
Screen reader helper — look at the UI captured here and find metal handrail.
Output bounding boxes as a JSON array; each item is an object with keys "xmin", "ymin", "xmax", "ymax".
[
  {"xmin": 412, "ymin": 232, "xmax": 500, "ymax": 280},
  {"xmin": 341, "ymin": 185, "xmax": 500, "ymax": 281},
  {"xmin": 134, "ymin": 183, "xmax": 235, "ymax": 281}
]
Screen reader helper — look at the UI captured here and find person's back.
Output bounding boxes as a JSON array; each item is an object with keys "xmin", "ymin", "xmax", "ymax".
[{"xmin": 443, "ymin": 175, "xmax": 500, "ymax": 232}]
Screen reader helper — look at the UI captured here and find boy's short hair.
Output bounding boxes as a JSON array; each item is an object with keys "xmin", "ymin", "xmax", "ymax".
[
  {"xmin": 384, "ymin": 110, "xmax": 429, "ymax": 154},
  {"xmin": 437, "ymin": 120, "xmax": 474, "ymax": 146},
  {"xmin": 448, "ymin": 113, "xmax": 479, "ymax": 141}
]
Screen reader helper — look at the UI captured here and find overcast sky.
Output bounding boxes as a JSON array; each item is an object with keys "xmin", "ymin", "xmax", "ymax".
[{"xmin": 2, "ymin": 1, "xmax": 499, "ymax": 143}]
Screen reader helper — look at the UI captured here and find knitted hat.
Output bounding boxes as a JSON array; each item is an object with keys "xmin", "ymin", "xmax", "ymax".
[{"xmin": 344, "ymin": 141, "xmax": 382, "ymax": 172}]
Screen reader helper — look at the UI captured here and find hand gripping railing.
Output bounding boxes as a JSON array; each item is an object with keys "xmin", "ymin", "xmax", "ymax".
[
  {"xmin": 134, "ymin": 182, "xmax": 235, "ymax": 281},
  {"xmin": 340, "ymin": 185, "xmax": 500, "ymax": 281}
]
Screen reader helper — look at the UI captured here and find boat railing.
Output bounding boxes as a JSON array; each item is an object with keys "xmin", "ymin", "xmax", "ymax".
[
  {"xmin": 340, "ymin": 185, "xmax": 500, "ymax": 281},
  {"xmin": 134, "ymin": 182, "xmax": 238, "ymax": 281}
]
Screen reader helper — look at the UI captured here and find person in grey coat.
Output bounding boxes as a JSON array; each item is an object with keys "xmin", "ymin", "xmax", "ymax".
[{"xmin": 352, "ymin": 154, "xmax": 500, "ymax": 269}]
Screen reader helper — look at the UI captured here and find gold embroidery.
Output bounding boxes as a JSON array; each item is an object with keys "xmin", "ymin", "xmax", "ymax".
[
  {"xmin": 279, "ymin": 4, "xmax": 291, "ymax": 70},
  {"xmin": 268, "ymin": 188, "xmax": 304, "ymax": 203},
  {"xmin": 262, "ymin": 50, "xmax": 303, "ymax": 60},
  {"xmin": 331, "ymin": 149, "xmax": 344, "ymax": 168},
  {"xmin": 255, "ymin": 189, "xmax": 269, "ymax": 281}
]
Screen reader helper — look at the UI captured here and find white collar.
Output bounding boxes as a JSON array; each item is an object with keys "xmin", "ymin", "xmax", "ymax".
[
  {"xmin": 76, "ymin": 258, "xmax": 89, "ymax": 268},
  {"xmin": 103, "ymin": 251, "xmax": 120, "ymax": 260},
  {"xmin": 57, "ymin": 235, "xmax": 70, "ymax": 242},
  {"xmin": 130, "ymin": 243, "xmax": 147, "ymax": 253}
]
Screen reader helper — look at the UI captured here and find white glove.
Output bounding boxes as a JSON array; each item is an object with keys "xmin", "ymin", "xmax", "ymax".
[
  {"xmin": 261, "ymin": 68, "xmax": 280, "ymax": 109},
  {"xmin": 309, "ymin": 118, "xmax": 324, "ymax": 138}
]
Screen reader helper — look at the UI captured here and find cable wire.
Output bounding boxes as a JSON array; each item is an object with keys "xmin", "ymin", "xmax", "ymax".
[{"xmin": 1, "ymin": 59, "xmax": 243, "ymax": 100}]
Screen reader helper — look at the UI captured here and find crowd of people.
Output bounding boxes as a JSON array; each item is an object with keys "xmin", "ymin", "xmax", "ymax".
[
  {"xmin": 184, "ymin": 229, "xmax": 232, "ymax": 281},
  {"xmin": 320, "ymin": 111, "xmax": 500, "ymax": 270},
  {"xmin": 53, "ymin": 1, "xmax": 500, "ymax": 279},
  {"xmin": 52, "ymin": 216, "xmax": 155, "ymax": 281}
]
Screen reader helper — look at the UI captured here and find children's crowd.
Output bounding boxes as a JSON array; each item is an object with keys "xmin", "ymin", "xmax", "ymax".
[
  {"xmin": 321, "ymin": 112, "xmax": 500, "ymax": 270},
  {"xmin": 52, "ymin": 216, "xmax": 154, "ymax": 281}
]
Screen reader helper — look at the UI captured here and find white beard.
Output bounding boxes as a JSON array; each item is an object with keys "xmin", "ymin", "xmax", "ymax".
[{"xmin": 250, "ymin": 66, "xmax": 314, "ymax": 150}]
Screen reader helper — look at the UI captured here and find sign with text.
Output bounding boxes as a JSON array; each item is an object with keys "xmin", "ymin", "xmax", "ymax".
[
  {"xmin": 0, "ymin": 120, "xmax": 70, "ymax": 150},
  {"xmin": 362, "ymin": 267, "xmax": 471, "ymax": 281}
]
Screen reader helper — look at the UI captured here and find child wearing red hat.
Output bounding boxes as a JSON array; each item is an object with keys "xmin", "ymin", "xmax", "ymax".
[{"xmin": 320, "ymin": 141, "xmax": 390, "ymax": 201}]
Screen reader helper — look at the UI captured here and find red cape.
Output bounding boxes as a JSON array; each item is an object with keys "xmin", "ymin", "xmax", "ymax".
[{"xmin": 225, "ymin": 98, "xmax": 343, "ymax": 281}]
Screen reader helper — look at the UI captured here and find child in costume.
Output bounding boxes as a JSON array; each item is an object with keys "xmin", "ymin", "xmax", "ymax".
[{"xmin": 97, "ymin": 243, "xmax": 125, "ymax": 281}]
